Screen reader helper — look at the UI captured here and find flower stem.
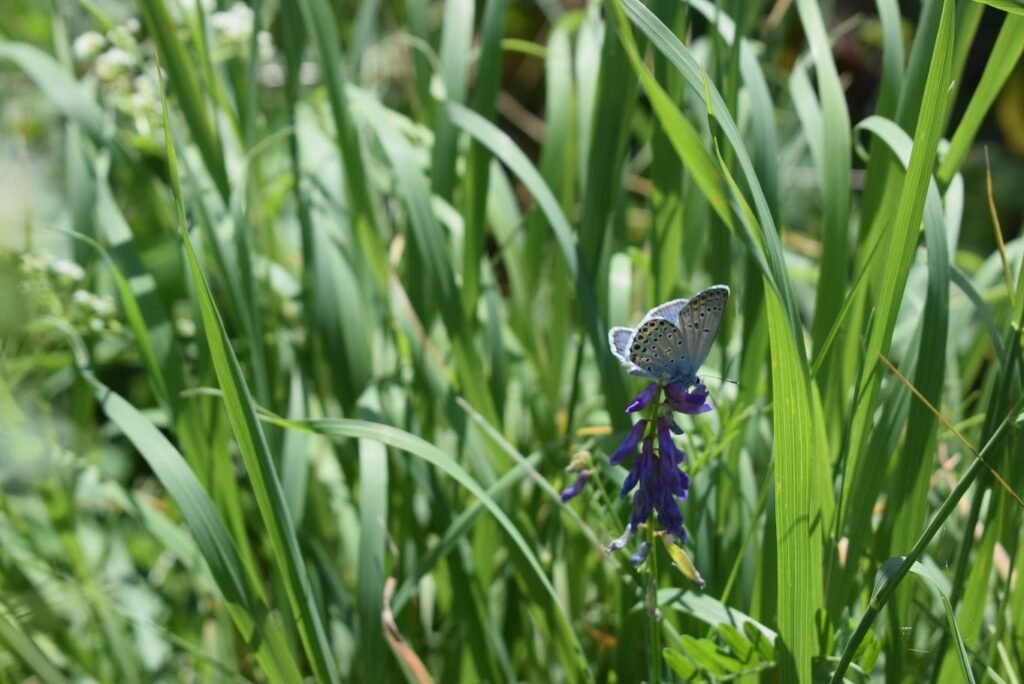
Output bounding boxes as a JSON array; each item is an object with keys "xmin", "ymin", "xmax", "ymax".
[
  {"xmin": 646, "ymin": 521, "xmax": 662, "ymax": 682},
  {"xmin": 646, "ymin": 382, "xmax": 663, "ymax": 682}
]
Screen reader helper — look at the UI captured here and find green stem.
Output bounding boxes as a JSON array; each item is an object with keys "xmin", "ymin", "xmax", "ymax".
[
  {"xmin": 646, "ymin": 382, "xmax": 664, "ymax": 682},
  {"xmin": 647, "ymin": 521, "xmax": 662, "ymax": 682}
]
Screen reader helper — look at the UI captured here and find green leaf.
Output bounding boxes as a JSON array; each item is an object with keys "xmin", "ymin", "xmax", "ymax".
[
  {"xmin": 138, "ymin": 0, "xmax": 228, "ymax": 198},
  {"xmin": 971, "ymin": 0, "xmax": 1024, "ymax": 15},
  {"xmin": 938, "ymin": 13, "xmax": 1024, "ymax": 183},
  {"xmin": 0, "ymin": 40, "xmax": 105, "ymax": 139}
]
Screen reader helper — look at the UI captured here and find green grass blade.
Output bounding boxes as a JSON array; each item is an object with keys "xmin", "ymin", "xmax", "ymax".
[
  {"xmin": 794, "ymin": 0, "xmax": 852, "ymax": 362},
  {"xmin": 972, "ymin": 0, "xmax": 1024, "ymax": 16},
  {"xmin": 765, "ymin": 288, "xmax": 823, "ymax": 681},
  {"xmin": 0, "ymin": 607, "xmax": 69, "ymax": 684},
  {"xmin": 54, "ymin": 327, "xmax": 304, "ymax": 684},
  {"xmin": 431, "ymin": 0, "xmax": 475, "ymax": 201},
  {"xmin": 0, "ymin": 40, "xmax": 105, "ymax": 139},
  {"xmin": 264, "ymin": 414, "xmax": 595, "ymax": 681},
  {"xmin": 845, "ymin": 0, "xmax": 956, "ymax": 497},
  {"xmin": 297, "ymin": 0, "xmax": 387, "ymax": 287},
  {"xmin": 460, "ymin": 0, "xmax": 508, "ymax": 316},
  {"xmin": 937, "ymin": 14, "xmax": 1024, "ymax": 185},
  {"xmin": 357, "ymin": 439, "xmax": 388, "ymax": 680},
  {"xmin": 445, "ymin": 101, "xmax": 628, "ymax": 427},
  {"xmin": 138, "ymin": 0, "xmax": 228, "ymax": 198},
  {"xmin": 156, "ymin": 61, "xmax": 339, "ymax": 684}
]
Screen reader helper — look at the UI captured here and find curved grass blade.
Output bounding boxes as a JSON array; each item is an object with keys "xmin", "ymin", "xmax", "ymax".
[
  {"xmin": 844, "ymin": 0, "xmax": 956, "ymax": 512},
  {"xmin": 138, "ymin": 0, "xmax": 228, "ymax": 198},
  {"xmin": 937, "ymin": 13, "xmax": 1024, "ymax": 184},
  {"xmin": 0, "ymin": 40, "xmax": 105, "ymax": 139},
  {"xmin": 0, "ymin": 607, "xmax": 69, "ymax": 684},
  {"xmin": 259, "ymin": 414, "xmax": 595, "ymax": 682},
  {"xmin": 445, "ymin": 101, "xmax": 628, "ymax": 429},
  {"xmin": 296, "ymin": 0, "xmax": 386, "ymax": 287},
  {"xmin": 156, "ymin": 60, "xmax": 339, "ymax": 684},
  {"xmin": 52, "ymin": 323, "xmax": 303, "ymax": 683}
]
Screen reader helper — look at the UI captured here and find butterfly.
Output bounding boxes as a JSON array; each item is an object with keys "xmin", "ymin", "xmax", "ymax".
[{"xmin": 608, "ymin": 285, "xmax": 729, "ymax": 387}]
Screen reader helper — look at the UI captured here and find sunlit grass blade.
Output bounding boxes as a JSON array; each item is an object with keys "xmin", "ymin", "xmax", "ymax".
[
  {"xmin": 357, "ymin": 439, "xmax": 388, "ymax": 681},
  {"xmin": 431, "ymin": 0, "xmax": 475, "ymax": 202},
  {"xmin": 939, "ymin": 13, "xmax": 1024, "ymax": 184},
  {"xmin": 845, "ymin": 0, "xmax": 956, "ymax": 505}
]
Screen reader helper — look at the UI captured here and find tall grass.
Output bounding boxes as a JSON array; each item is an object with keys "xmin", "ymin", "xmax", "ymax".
[{"xmin": 0, "ymin": 0, "xmax": 1022, "ymax": 681}]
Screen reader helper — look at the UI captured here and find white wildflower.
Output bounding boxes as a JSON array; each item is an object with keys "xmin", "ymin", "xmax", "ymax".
[
  {"xmin": 299, "ymin": 60, "xmax": 319, "ymax": 85},
  {"xmin": 50, "ymin": 258, "xmax": 85, "ymax": 282},
  {"xmin": 91, "ymin": 295, "xmax": 117, "ymax": 317},
  {"xmin": 72, "ymin": 32, "xmax": 106, "ymax": 62},
  {"xmin": 95, "ymin": 47, "xmax": 136, "ymax": 80},
  {"xmin": 174, "ymin": 0, "xmax": 216, "ymax": 21},
  {"xmin": 106, "ymin": 25, "xmax": 138, "ymax": 52},
  {"xmin": 210, "ymin": 2, "xmax": 254, "ymax": 45},
  {"xmin": 175, "ymin": 317, "xmax": 197, "ymax": 338},
  {"xmin": 72, "ymin": 290, "xmax": 94, "ymax": 306},
  {"xmin": 257, "ymin": 30, "xmax": 275, "ymax": 60},
  {"xmin": 259, "ymin": 62, "xmax": 285, "ymax": 88}
]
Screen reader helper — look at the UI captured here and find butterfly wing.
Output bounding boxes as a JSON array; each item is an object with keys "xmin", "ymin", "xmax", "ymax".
[
  {"xmin": 638, "ymin": 297, "xmax": 689, "ymax": 326},
  {"xmin": 627, "ymin": 318, "xmax": 690, "ymax": 381},
  {"xmin": 608, "ymin": 327, "xmax": 634, "ymax": 364},
  {"xmin": 675, "ymin": 285, "xmax": 729, "ymax": 374}
]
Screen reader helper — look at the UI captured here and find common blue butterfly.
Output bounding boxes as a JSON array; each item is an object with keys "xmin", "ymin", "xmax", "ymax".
[{"xmin": 608, "ymin": 285, "xmax": 729, "ymax": 387}]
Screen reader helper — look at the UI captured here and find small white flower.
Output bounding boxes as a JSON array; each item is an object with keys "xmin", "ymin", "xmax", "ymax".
[
  {"xmin": 210, "ymin": 2, "xmax": 254, "ymax": 44},
  {"xmin": 50, "ymin": 258, "xmax": 85, "ymax": 282},
  {"xmin": 72, "ymin": 32, "xmax": 106, "ymax": 62},
  {"xmin": 88, "ymin": 317, "xmax": 105, "ymax": 333},
  {"xmin": 125, "ymin": 18, "xmax": 142, "ymax": 35},
  {"xmin": 72, "ymin": 289, "xmax": 94, "ymax": 306},
  {"xmin": 91, "ymin": 295, "xmax": 117, "ymax": 317},
  {"xmin": 172, "ymin": 0, "xmax": 215, "ymax": 21},
  {"xmin": 175, "ymin": 317, "xmax": 197, "ymax": 338},
  {"xmin": 95, "ymin": 47, "xmax": 136, "ymax": 80},
  {"xmin": 106, "ymin": 25, "xmax": 138, "ymax": 52},
  {"xmin": 259, "ymin": 62, "xmax": 285, "ymax": 88},
  {"xmin": 257, "ymin": 30, "xmax": 275, "ymax": 60},
  {"xmin": 299, "ymin": 60, "xmax": 319, "ymax": 85}
]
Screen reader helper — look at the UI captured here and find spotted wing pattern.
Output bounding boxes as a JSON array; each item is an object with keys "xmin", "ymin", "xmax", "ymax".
[
  {"xmin": 674, "ymin": 285, "xmax": 729, "ymax": 373},
  {"xmin": 608, "ymin": 286, "xmax": 729, "ymax": 384},
  {"xmin": 627, "ymin": 317, "xmax": 690, "ymax": 381}
]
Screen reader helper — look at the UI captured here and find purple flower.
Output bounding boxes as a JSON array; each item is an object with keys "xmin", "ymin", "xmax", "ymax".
[
  {"xmin": 604, "ymin": 382, "xmax": 713, "ymax": 555},
  {"xmin": 625, "ymin": 382, "xmax": 659, "ymax": 413},
  {"xmin": 560, "ymin": 471, "xmax": 591, "ymax": 503},
  {"xmin": 664, "ymin": 382, "xmax": 712, "ymax": 415},
  {"xmin": 630, "ymin": 541, "xmax": 650, "ymax": 565},
  {"xmin": 609, "ymin": 419, "xmax": 648, "ymax": 466}
]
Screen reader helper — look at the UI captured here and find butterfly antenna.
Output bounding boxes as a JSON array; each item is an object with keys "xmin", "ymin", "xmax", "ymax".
[{"xmin": 702, "ymin": 374, "xmax": 739, "ymax": 389}]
